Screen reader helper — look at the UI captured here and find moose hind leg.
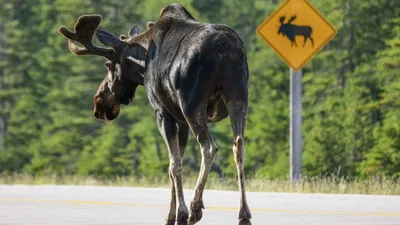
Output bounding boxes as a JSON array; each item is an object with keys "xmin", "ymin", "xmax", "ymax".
[
  {"xmin": 156, "ymin": 111, "xmax": 188, "ymax": 225},
  {"xmin": 182, "ymin": 106, "xmax": 218, "ymax": 225},
  {"xmin": 309, "ymin": 36, "xmax": 314, "ymax": 47},
  {"xmin": 233, "ymin": 135, "xmax": 252, "ymax": 225},
  {"xmin": 222, "ymin": 91, "xmax": 252, "ymax": 224}
]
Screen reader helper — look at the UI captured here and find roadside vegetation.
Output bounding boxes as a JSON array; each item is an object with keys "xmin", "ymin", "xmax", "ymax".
[
  {"xmin": 1, "ymin": 174, "xmax": 398, "ymax": 195},
  {"xmin": 0, "ymin": 0, "xmax": 399, "ymax": 190}
]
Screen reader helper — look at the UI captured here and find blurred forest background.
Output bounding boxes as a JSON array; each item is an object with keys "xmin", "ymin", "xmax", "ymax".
[{"xmin": 0, "ymin": 0, "xmax": 399, "ymax": 181}]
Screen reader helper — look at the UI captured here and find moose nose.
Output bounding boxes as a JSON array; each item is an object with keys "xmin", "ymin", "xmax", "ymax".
[{"xmin": 94, "ymin": 110, "xmax": 100, "ymax": 119}]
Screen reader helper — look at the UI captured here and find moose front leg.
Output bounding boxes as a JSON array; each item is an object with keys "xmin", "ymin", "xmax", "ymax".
[
  {"xmin": 165, "ymin": 172, "xmax": 177, "ymax": 225},
  {"xmin": 165, "ymin": 122, "xmax": 190, "ymax": 225},
  {"xmin": 156, "ymin": 111, "xmax": 189, "ymax": 225}
]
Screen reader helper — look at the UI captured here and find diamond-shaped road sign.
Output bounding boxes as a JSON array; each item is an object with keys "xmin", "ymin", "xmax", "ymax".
[{"xmin": 256, "ymin": 0, "xmax": 337, "ymax": 71}]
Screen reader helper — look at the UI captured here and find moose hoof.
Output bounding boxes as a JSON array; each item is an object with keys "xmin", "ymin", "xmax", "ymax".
[
  {"xmin": 163, "ymin": 219, "xmax": 175, "ymax": 225},
  {"xmin": 238, "ymin": 206, "xmax": 252, "ymax": 225},
  {"xmin": 238, "ymin": 218, "xmax": 252, "ymax": 225},
  {"xmin": 163, "ymin": 212, "xmax": 176, "ymax": 225},
  {"xmin": 188, "ymin": 201, "xmax": 204, "ymax": 225},
  {"xmin": 188, "ymin": 208, "xmax": 203, "ymax": 225},
  {"xmin": 176, "ymin": 217, "xmax": 188, "ymax": 225},
  {"xmin": 176, "ymin": 209, "xmax": 189, "ymax": 225}
]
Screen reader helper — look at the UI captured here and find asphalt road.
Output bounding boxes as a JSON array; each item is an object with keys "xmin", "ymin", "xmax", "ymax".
[{"xmin": 0, "ymin": 185, "xmax": 399, "ymax": 225}]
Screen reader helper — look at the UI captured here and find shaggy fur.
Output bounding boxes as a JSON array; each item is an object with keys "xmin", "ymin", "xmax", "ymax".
[{"xmin": 58, "ymin": 4, "xmax": 252, "ymax": 225}]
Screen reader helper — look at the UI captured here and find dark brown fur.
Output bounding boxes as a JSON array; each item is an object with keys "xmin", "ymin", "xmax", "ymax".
[{"xmin": 58, "ymin": 4, "xmax": 252, "ymax": 225}]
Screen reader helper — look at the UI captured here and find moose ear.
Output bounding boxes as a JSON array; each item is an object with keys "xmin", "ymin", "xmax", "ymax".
[
  {"xmin": 129, "ymin": 25, "xmax": 139, "ymax": 37},
  {"xmin": 96, "ymin": 28, "xmax": 123, "ymax": 50}
]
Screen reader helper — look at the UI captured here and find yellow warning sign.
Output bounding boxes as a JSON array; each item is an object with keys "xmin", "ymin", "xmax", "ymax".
[{"xmin": 256, "ymin": 0, "xmax": 337, "ymax": 71}]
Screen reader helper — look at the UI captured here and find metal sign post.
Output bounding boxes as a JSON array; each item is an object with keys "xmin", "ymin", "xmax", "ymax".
[
  {"xmin": 0, "ymin": 24, "xmax": 4, "ymax": 152},
  {"xmin": 290, "ymin": 68, "xmax": 302, "ymax": 182},
  {"xmin": 256, "ymin": 0, "xmax": 337, "ymax": 184}
]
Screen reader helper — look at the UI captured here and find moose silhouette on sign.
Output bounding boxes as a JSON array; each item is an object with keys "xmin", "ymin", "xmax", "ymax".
[{"xmin": 278, "ymin": 15, "xmax": 314, "ymax": 48}]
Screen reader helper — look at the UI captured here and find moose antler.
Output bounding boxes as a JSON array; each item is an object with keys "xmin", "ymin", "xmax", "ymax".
[
  {"xmin": 288, "ymin": 15, "xmax": 297, "ymax": 24},
  {"xmin": 58, "ymin": 15, "xmax": 113, "ymax": 59},
  {"xmin": 279, "ymin": 16, "xmax": 286, "ymax": 24}
]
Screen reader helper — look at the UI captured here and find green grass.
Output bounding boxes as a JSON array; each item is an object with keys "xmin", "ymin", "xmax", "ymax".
[{"xmin": 0, "ymin": 174, "xmax": 398, "ymax": 195}]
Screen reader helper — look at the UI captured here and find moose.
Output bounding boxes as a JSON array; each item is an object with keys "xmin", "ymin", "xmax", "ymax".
[
  {"xmin": 58, "ymin": 4, "xmax": 252, "ymax": 225},
  {"xmin": 278, "ymin": 15, "xmax": 314, "ymax": 47}
]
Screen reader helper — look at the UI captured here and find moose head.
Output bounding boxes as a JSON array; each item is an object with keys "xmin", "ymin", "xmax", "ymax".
[
  {"xmin": 277, "ymin": 15, "xmax": 314, "ymax": 48},
  {"xmin": 58, "ymin": 15, "xmax": 150, "ymax": 123},
  {"xmin": 277, "ymin": 15, "xmax": 297, "ymax": 36}
]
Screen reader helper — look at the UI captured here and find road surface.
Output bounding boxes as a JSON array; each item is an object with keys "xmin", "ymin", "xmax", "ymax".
[{"xmin": 0, "ymin": 185, "xmax": 399, "ymax": 225}]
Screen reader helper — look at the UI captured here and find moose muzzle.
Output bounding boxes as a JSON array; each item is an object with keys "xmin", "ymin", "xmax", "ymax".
[{"xmin": 93, "ymin": 95, "xmax": 120, "ymax": 123}]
